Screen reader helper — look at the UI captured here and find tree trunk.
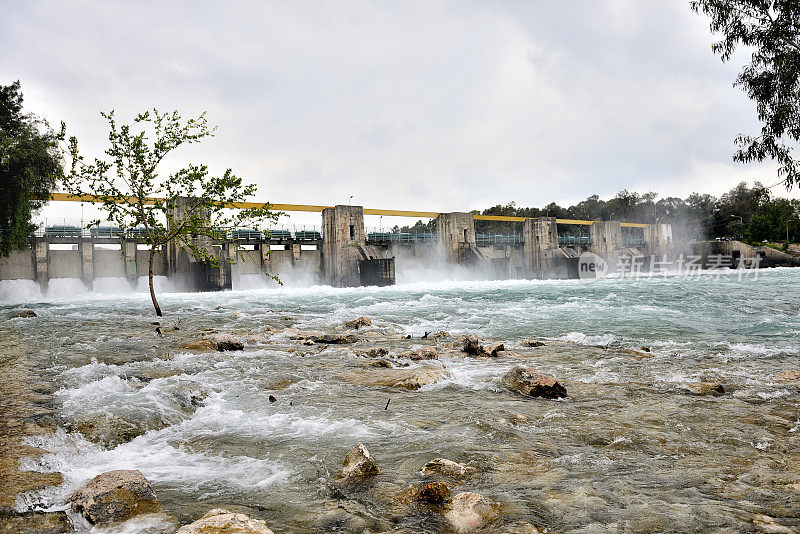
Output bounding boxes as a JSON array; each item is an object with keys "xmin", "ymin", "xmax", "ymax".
[{"xmin": 149, "ymin": 246, "xmax": 162, "ymax": 317}]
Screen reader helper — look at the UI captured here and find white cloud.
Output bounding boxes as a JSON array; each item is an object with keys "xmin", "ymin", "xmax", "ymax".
[{"xmin": 1, "ymin": 0, "xmax": 795, "ymax": 229}]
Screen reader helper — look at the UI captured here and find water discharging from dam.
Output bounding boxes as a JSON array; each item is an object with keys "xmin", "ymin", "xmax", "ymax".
[{"xmin": 2, "ymin": 269, "xmax": 800, "ymax": 532}]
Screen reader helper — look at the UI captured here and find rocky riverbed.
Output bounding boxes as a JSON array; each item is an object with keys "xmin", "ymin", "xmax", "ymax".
[{"xmin": 1, "ymin": 273, "xmax": 799, "ymax": 532}]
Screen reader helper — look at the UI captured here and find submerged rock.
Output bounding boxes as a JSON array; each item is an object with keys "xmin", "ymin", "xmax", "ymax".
[
  {"xmin": 521, "ymin": 339, "xmax": 545, "ymax": 347},
  {"xmin": 683, "ymin": 382, "xmax": 726, "ymax": 396},
  {"xmin": 397, "ymin": 346, "xmax": 438, "ymax": 360},
  {"xmin": 206, "ymin": 333, "xmax": 244, "ymax": 351},
  {"xmin": 313, "ymin": 333, "xmax": 358, "ymax": 344},
  {"xmin": 71, "ymin": 414, "xmax": 145, "ymax": 448},
  {"xmin": 12, "ymin": 309, "xmax": 37, "ymax": 318},
  {"xmin": 501, "ymin": 366, "xmax": 567, "ymax": 399},
  {"xmin": 364, "ymin": 347, "xmax": 389, "ymax": 358},
  {"xmin": 775, "ymin": 370, "xmax": 800, "ymax": 382},
  {"xmin": 0, "ymin": 511, "xmax": 72, "ymax": 533},
  {"xmin": 340, "ymin": 443, "xmax": 379, "ymax": 481},
  {"xmin": 177, "ymin": 339, "xmax": 216, "ymax": 352},
  {"xmin": 418, "ymin": 481, "xmax": 450, "ymax": 504},
  {"xmin": 347, "ymin": 366, "xmax": 449, "ymax": 390},
  {"xmin": 443, "ymin": 492, "xmax": 499, "ymax": 533},
  {"xmin": 176, "ymin": 509, "xmax": 274, "ymax": 534},
  {"xmin": 346, "ymin": 316, "xmax": 372, "ymax": 329},
  {"xmin": 421, "ymin": 458, "xmax": 472, "ymax": 478},
  {"xmin": 69, "ymin": 469, "xmax": 160, "ymax": 526}
]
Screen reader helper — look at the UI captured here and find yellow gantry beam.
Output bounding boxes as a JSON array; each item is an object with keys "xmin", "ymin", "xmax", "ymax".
[{"xmin": 45, "ymin": 193, "xmax": 648, "ymax": 227}]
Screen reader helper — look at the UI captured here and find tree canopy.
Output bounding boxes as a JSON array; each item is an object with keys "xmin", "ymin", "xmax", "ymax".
[
  {"xmin": 0, "ymin": 81, "xmax": 64, "ymax": 256},
  {"xmin": 65, "ymin": 109, "xmax": 279, "ymax": 316},
  {"xmin": 691, "ymin": 0, "xmax": 800, "ymax": 189}
]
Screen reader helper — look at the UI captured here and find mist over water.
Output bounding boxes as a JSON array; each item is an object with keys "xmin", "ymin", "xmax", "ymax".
[{"xmin": 3, "ymin": 268, "xmax": 800, "ymax": 532}]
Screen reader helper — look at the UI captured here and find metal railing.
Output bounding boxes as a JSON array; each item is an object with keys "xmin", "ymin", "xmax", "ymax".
[{"xmin": 476, "ymin": 233, "xmax": 524, "ymax": 245}]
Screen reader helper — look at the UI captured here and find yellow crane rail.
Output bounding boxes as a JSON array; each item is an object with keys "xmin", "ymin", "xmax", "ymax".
[{"xmin": 45, "ymin": 193, "xmax": 648, "ymax": 227}]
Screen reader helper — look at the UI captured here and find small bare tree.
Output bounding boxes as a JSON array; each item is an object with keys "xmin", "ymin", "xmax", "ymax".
[{"xmin": 64, "ymin": 109, "xmax": 280, "ymax": 316}]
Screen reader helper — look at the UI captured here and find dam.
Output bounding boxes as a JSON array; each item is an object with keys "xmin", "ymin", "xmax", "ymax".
[{"xmin": 0, "ymin": 194, "xmax": 688, "ymax": 291}]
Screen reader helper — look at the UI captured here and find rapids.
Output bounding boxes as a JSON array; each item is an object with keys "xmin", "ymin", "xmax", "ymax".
[{"xmin": 2, "ymin": 268, "xmax": 799, "ymax": 532}]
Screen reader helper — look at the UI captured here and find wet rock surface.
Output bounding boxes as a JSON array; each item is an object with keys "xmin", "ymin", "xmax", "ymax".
[
  {"xmin": 501, "ymin": 366, "xmax": 567, "ymax": 399},
  {"xmin": 5, "ymin": 274, "xmax": 800, "ymax": 534},
  {"xmin": 0, "ymin": 511, "xmax": 72, "ymax": 534},
  {"xmin": 444, "ymin": 492, "xmax": 499, "ymax": 533},
  {"xmin": 68, "ymin": 469, "xmax": 160, "ymax": 525},
  {"xmin": 345, "ymin": 316, "xmax": 372, "ymax": 329},
  {"xmin": 421, "ymin": 458, "xmax": 472, "ymax": 479},
  {"xmin": 11, "ymin": 309, "xmax": 37, "ymax": 318},
  {"xmin": 176, "ymin": 508, "xmax": 274, "ymax": 534},
  {"xmin": 205, "ymin": 333, "xmax": 245, "ymax": 351},
  {"xmin": 340, "ymin": 443, "xmax": 379, "ymax": 481}
]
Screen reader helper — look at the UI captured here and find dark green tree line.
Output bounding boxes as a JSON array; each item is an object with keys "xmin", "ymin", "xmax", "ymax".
[{"xmin": 0, "ymin": 81, "xmax": 64, "ymax": 256}]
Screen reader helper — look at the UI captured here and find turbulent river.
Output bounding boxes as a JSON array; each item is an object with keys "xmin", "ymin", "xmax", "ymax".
[{"xmin": 1, "ymin": 268, "xmax": 800, "ymax": 533}]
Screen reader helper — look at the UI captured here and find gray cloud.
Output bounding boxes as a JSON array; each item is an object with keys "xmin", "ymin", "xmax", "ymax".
[{"xmin": 1, "ymin": 0, "xmax": 793, "ymax": 227}]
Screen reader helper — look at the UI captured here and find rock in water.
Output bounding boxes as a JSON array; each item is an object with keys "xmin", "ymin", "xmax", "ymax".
[
  {"xmin": 68, "ymin": 469, "xmax": 160, "ymax": 525},
  {"xmin": 418, "ymin": 481, "xmax": 450, "ymax": 504},
  {"xmin": 462, "ymin": 336, "xmax": 488, "ymax": 356},
  {"xmin": 340, "ymin": 443, "xmax": 379, "ymax": 481},
  {"xmin": 421, "ymin": 458, "xmax": 472, "ymax": 478},
  {"xmin": 178, "ymin": 339, "xmax": 217, "ymax": 352},
  {"xmin": 346, "ymin": 316, "xmax": 372, "ymax": 329},
  {"xmin": 443, "ymin": 492, "xmax": 499, "ymax": 533},
  {"xmin": 313, "ymin": 333, "xmax": 358, "ymax": 344},
  {"xmin": 176, "ymin": 509, "xmax": 274, "ymax": 534},
  {"xmin": 501, "ymin": 366, "xmax": 567, "ymax": 399},
  {"xmin": 522, "ymin": 339, "xmax": 545, "ymax": 347},
  {"xmin": 775, "ymin": 369, "xmax": 800, "ymax": 382},
  {"xmin": 408, "ymin": 347, "xmax": 438, "ymax": 360},
  {"xmin": 205, "ymin": 333, "xmax": 244, "ymax": 351},
  {"xmin": 12, "ymin": 309, "xmax": 37, "ymax": 318}
]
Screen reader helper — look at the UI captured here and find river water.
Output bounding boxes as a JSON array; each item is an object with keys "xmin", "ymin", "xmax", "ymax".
[{"xmin": 2, "ymin": 268, "xmax": 799, "ymax": 532}]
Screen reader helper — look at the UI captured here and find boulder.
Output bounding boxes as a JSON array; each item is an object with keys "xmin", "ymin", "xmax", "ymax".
[
  {"xmin": 421, "ymin": 458, "xmax": 472, "ymax": 478},
  {"xmin": 418, "ymin": 481, "xmax": 449, "ymax": 504},
  {"xmin": 205, "ymin": 333, "xmax": 244, "ymax": 351},
  {"xmin": 177, "ymin": 339, "xmax": 216, "ymax": 352},
  {"xmin": 411, "ymin": 347, "xmax": 438, "ymax": 360},
  {"xmin": 443, "ymin": 492, "xmax": 499, "ymax": 533},
  {"xmin": 346, "ymin": 316, "xmax": 372, "ymax": 329},
  {"xmin": 340, "ymin": 443, "xmax": 379, "ymax": 481},
  {"xmin": 521, "ymin": 340, "xmax": 544, "ymax": 347},
  {"xmin": 487, "ymin": 343, "xmax": 505, "ymax": 357},
  {"xmin": 397, "ymin": 346, "xmax": 438, "ymax": 360},
  {"xmin": 12, "ymin": 309, "xmax": 37, "ymax": 318},
  {"xmin": 364, "ymin": 347, "xmax": 389, "ymax": 358},
  {"xmin": 350, "ymin": 366, "xmax": 449, "ymax": 390},
  {"xmin": 68, "ymin": 469, "xmax": 160, "ymax": 525},
  {"xmin": 462, "ymin": 336, "xmax": 489, "ymax": 357},
  {"xmin": 313, "ymin": 333, "xmax": 357, "ymax": 344},
  {"xmin": 431, "ymin": 331, "xmax": 450, "ymax": 339},
  {"xmin": 775, "ymin": 370, "xmax": 800, "ymax": 382},
  {"xmin": 501, "ymin": 366, "xmax": 567, "ymax": 399},
  {"xmin": 176, "ymin": 509, "xmax": 274, "ymax": 534}
]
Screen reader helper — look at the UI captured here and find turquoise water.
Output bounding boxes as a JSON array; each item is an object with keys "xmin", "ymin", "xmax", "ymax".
[{"xmin": 3, "ymin": 268, "xmax": 800, "ymax": 532}]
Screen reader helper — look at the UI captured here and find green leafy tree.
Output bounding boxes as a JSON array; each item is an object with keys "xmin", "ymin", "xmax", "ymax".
[
  {"xmin": 691, "ymin": 1, "xmax": 800, "ymax": 188},
  {"xmin": 64, "ymin": 109, "xmax": 279, "ymax": 316},
  {"xmin": 0, "ymin": 81, "xmax": 64, "ymax": 256}
]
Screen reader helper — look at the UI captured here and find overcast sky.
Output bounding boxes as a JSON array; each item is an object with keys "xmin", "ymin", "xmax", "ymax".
[{"xmin": 2, "ymin": 0, "xmax": 795, "ymax": 228}]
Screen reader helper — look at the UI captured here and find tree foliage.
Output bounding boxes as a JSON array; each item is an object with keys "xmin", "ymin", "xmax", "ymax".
[
  {"xmin": 0, "ymin": 81, "xmax": 64, "ymax": 256},
  {"xmin": 400, "ymin": 182, "xmax": 800, "ymax": 244},
  {"xmin": 691, "ymin": 0, "xmax": 800, "ymax": 188},
  {"xmin": 64, "ymin": 109, "xmax": 280, "ymax": 316}
]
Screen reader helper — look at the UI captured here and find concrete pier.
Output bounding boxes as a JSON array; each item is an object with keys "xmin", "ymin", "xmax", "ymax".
[
  {"xmin": 523, "ymin": 217, "xmax": 560, "ymax": 277},
  {"xmin": 33, "ymin": 241, "xmax": 48, "ymax": 293},
  {"xmin": 590, "ymin": 221, "xmax": 624, "ymax": 269},
  {"xmin": 79, "ymin": 240, "xmax": 93, "ymax": 289},
  {"xmin": 436, "ymin": 212, "xmax": 478, "ymax": 264},
  {"xmin": 643, "ymin": 223, "xmax": 674, "ymax": 259},
  {"xmin": 322, "ymin": 205, "xmax": 366, "ymax": 287}
]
